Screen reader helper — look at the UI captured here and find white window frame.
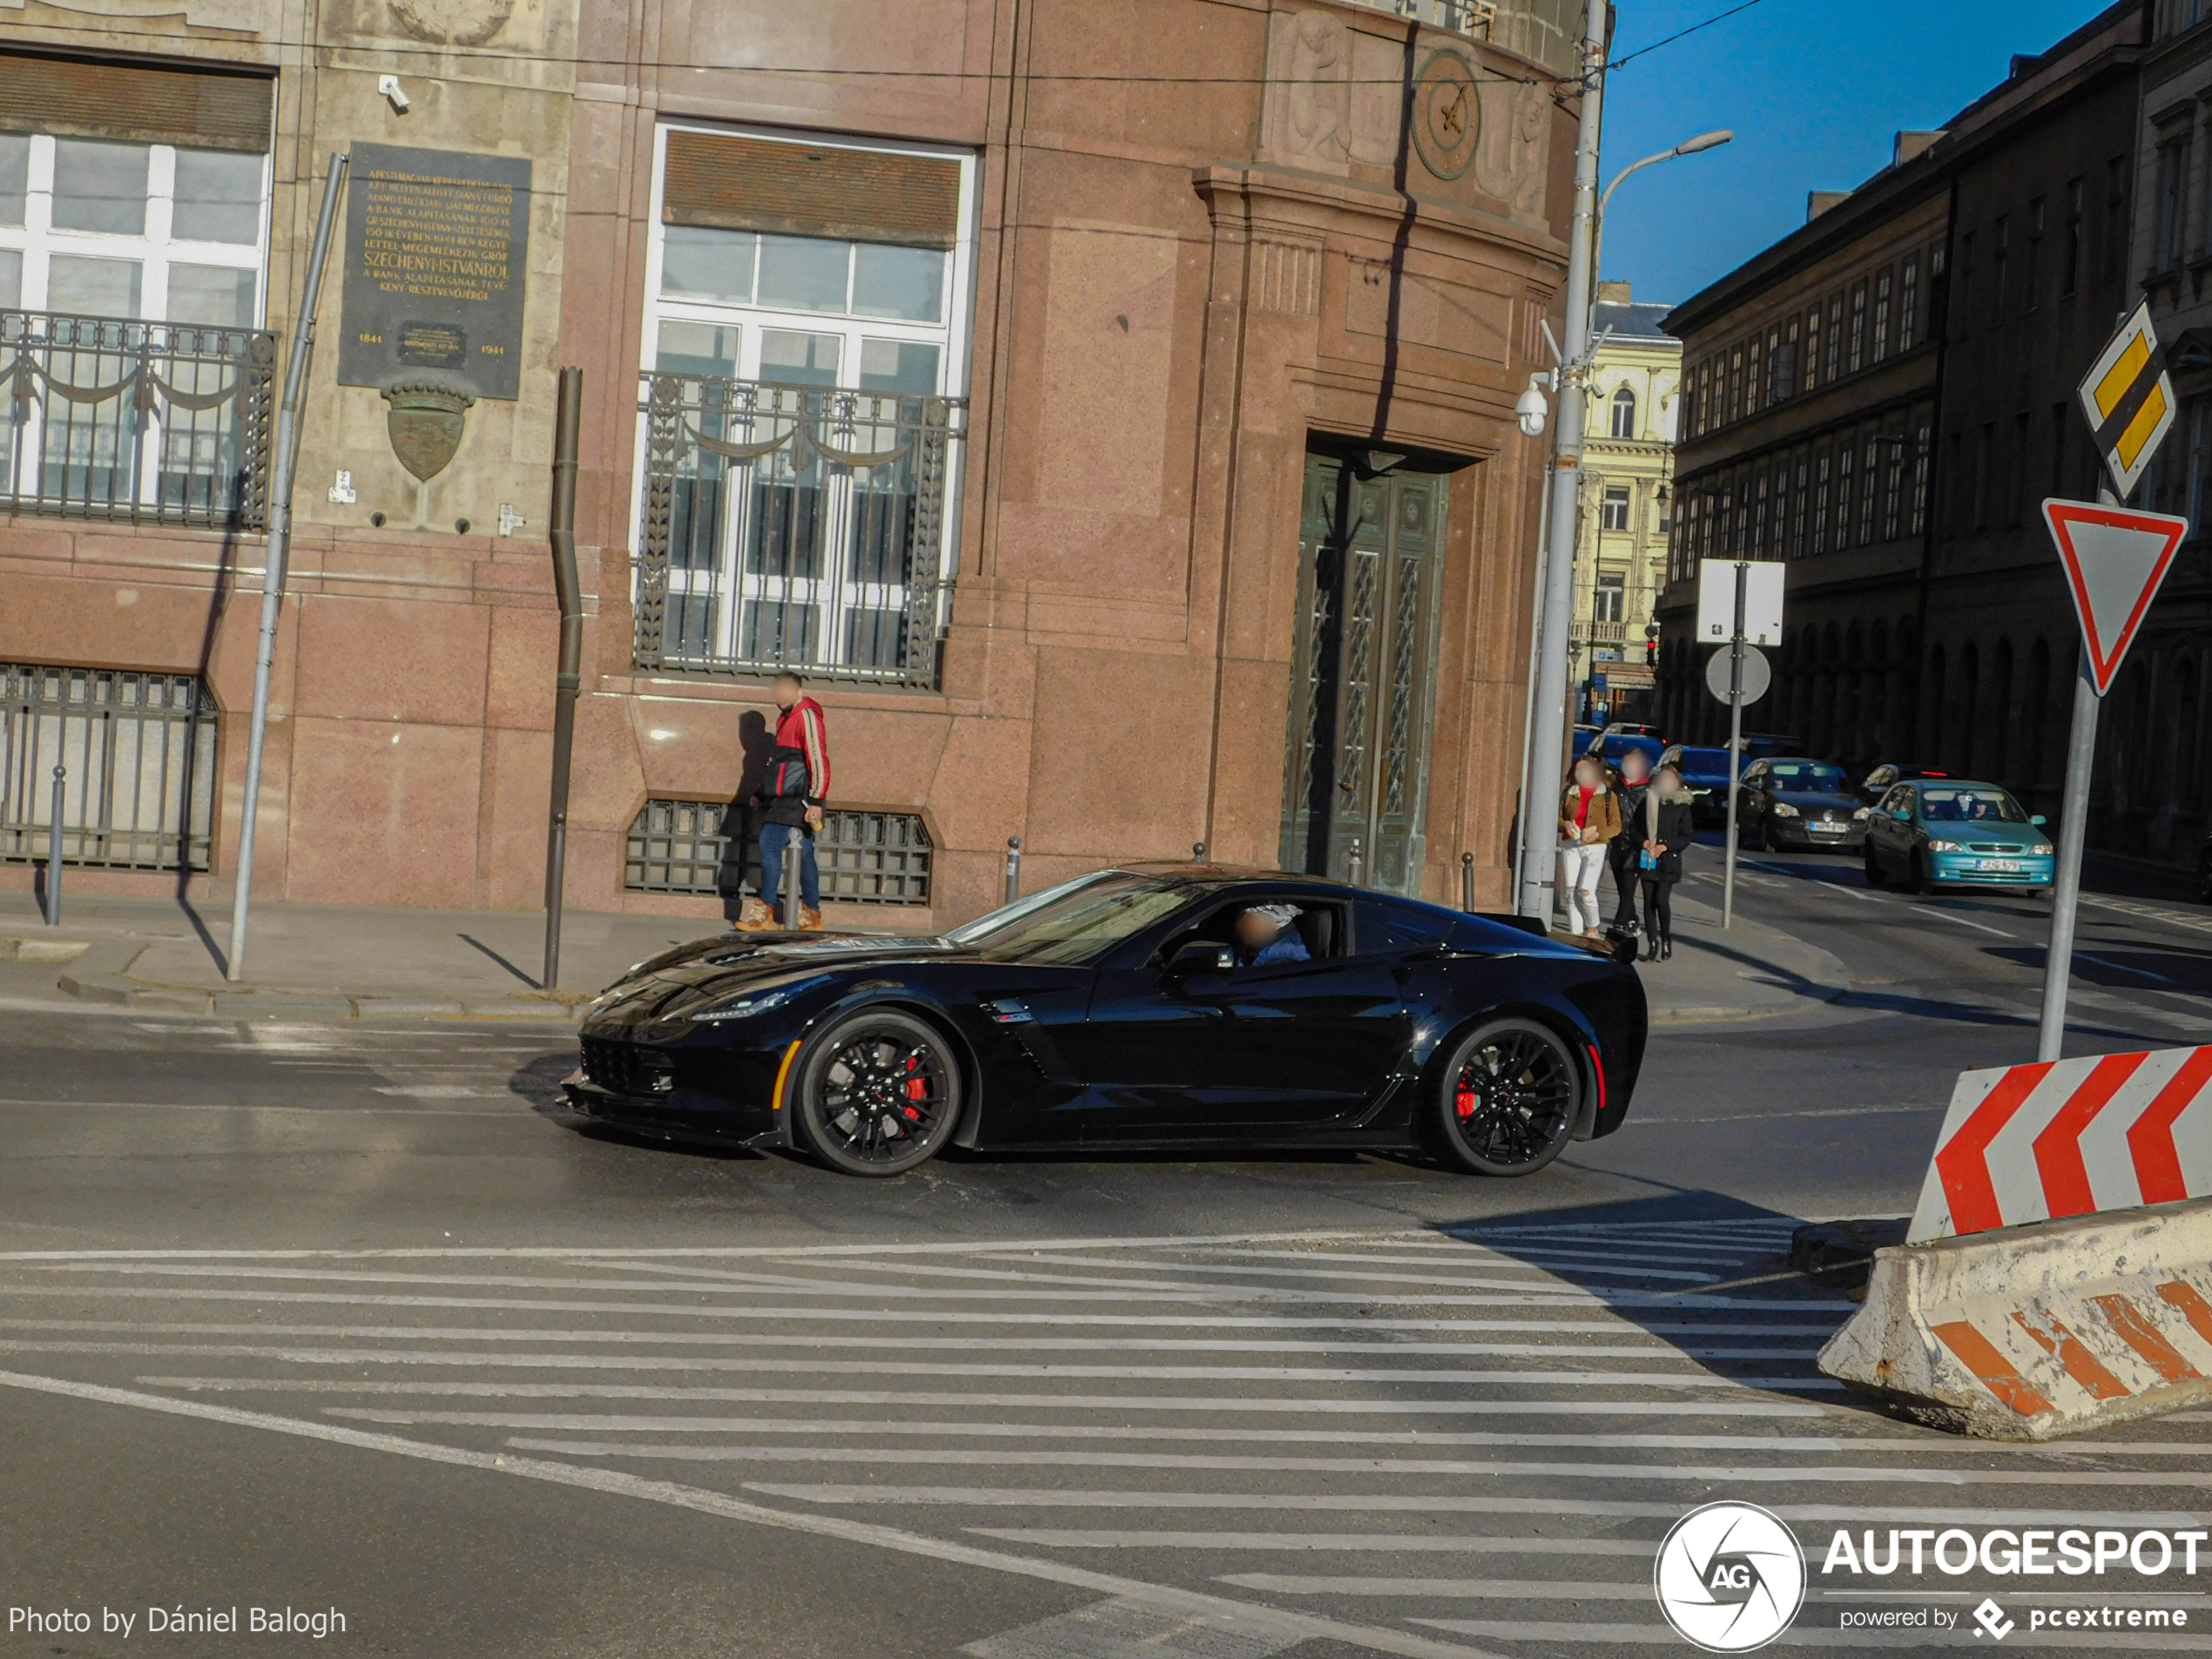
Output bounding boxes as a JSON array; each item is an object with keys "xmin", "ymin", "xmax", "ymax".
[
  {"xmin": 0, "ymin": 132, "xmax": 271, "ymax": 511},
  {"xmin": 634, "ymin": 121, "xmax": 977, "ymax": 677}
]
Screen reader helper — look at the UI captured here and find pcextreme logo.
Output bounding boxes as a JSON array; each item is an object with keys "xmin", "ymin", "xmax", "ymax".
[{"xmin": 1654, "ymin": 1501, "xmax": 1808, "ymax": 1653}]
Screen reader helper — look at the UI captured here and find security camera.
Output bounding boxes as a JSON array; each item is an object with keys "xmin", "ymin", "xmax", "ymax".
[
  {"xmin": 1514, "ymin": 374, "xmax": 1551, "ymax": 438},
  {"xmin": 378, "ymin": 75, "xmax": 411, "ymax": 114}
]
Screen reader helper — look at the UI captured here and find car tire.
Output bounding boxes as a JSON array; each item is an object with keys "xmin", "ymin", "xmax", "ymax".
[
  {"xmin": 1433, "ymin": 1018, "xmax": 1581, "ymax": 1178},
  {"xmin": 1910, "ymin": 851, "xmax": 1936, "ymax": 896},
  {"xmin": 790, "ymin": 1008, "xmax": 963, "ymax": 1177},
  {"xmin": 1759, "ymin": 820, "xmax": 1779, "ymax": 853},
  {"xmin": 1864, "ymin": 846, "xmax": 1887, "ymax": 887}
]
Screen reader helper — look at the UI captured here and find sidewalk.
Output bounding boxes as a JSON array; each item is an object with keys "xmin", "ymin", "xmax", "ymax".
[{"xmin": 1, "ymin": 887, "xmax": 1848, "ymax": 1027}]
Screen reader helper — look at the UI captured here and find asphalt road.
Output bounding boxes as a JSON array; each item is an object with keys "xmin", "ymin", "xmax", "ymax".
[{"xmin": 3, "ymin": 859, "xmax": 2211, "ymax": 1656}]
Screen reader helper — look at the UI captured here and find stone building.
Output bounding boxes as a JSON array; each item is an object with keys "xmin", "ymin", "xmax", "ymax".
[
  {"xmin": 1570, "ymin": 280, "xmax": 1678, "ymax": 725},
  {"xmin": 1654, "ymin": 1, "xmax": 2147, "ymax": 833},
  {"xmin": 0, "ymin": 0, "xmax": 1582, "ymax": 930}
]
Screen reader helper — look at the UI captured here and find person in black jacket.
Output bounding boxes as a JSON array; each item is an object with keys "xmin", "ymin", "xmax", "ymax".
[
  {"xmin": 1638, "ymin": 765, "xmax": 1695, "ymax": 961},
  {"xmin": 1607, "ymin": 747, "xmax": 1651, "ymax": 934}
]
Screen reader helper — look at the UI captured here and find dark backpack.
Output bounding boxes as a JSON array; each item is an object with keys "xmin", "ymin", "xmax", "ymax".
[{"xmin": 766, "ymin": 745, "xmax": 810, "ymax": 802}]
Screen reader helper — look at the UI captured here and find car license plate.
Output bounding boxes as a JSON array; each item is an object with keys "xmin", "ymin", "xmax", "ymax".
[
  {"xmin": 1976, "ymin": 859, "xmax": 2020, "ymax": 872},
  {"xmin": 1811, "ymin": 821, "xmax": 1844, "ymax": 833}
]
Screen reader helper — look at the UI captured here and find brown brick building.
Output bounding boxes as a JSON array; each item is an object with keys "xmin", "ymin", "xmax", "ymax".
[{"xmin": 0, "ymin": 1, "xmax": 1583, "ymax": 929}]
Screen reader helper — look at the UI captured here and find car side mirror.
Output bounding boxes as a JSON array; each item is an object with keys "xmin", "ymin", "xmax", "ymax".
[
  {"xmin": 2031, "ymin": 814, "xmax": 2048, "ymax": 827},
  {"xmin": 1165, "ymin": 941, "xmax": 1235, "ymax": 978},
  {"xmin": 1891, "ymin": 808, "xmax": 1912, "ymax": 822}
]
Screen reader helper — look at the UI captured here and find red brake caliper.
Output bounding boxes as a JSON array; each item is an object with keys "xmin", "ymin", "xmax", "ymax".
[
  {"xmin": 1454, "ymin": 1082, "xmax": 1476, "ymax": 1118},
  {"xmin": 903, "ymin": 1055, "xmax": 926, "ymax": 1118}
]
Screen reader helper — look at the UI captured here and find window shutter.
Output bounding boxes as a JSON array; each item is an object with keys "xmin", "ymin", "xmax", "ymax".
[
  {"xmin": 0, "ymin": 51, "xmax": 273, "ymax": 153},
  {"xmin": 663, "ymin": 132, "xmax": 960, "ymax": 251}
]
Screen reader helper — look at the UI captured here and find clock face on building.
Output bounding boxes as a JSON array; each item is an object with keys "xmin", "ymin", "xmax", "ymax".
[{"xmin": 1412, "ymin": 51, "xmax": 1480, "ymax": 182}]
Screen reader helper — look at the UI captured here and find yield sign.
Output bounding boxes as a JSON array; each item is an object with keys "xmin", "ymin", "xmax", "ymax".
[{"xmin": 2042, "ymin": 498, "xmax": 2188, "ymax": 694}]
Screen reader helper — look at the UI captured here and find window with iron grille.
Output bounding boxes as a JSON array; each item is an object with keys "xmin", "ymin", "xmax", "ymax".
[
  {"xmin": 625, "ymin": 796, "xmax": 933, "ymax": 905},
  {"xmin": 1, "ymin": 662, "xmax": 215, "ymax": 869}
]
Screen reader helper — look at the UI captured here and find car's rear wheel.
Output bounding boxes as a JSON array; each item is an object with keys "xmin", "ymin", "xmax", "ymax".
[
  {"xmin": 1434, "ymin": 1019, "xmax": 1580, "ymax": 1177},
  {"xmin": 1863, "ymin": 845, "xmax": 1887, "ymax": 887},
  {"xmin": 791, "ymin": 1008, "xmax": 962, "ymax": 1177},
  {"xmin": 1910, "ymin": 851, "xmax": 1936, "ymax": 895}
]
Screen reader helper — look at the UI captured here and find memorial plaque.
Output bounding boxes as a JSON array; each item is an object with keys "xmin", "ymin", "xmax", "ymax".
[{"xmin": 338, "ymin": 144, "xmax": 530, "ymax": 401}]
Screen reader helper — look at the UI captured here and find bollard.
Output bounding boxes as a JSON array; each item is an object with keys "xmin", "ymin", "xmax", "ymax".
[
  {"xmin": 1461, "ymin": 851, "xmax": 1475, "ymax": 913},
  {"xmin": 780, "ymin": 835, "xmax": 801, "ymax": 929},
  {"xmin": 1346, "ymin": 837, "xmax": 1365, "ymax": 888},
  {"xmin": 1003, "ymin": 836, "xmax": 1022, "ymax": 906},
  {"xmin": 1192, "ymin": 841, "xmax": 1206, "ymax": 862},
  {"xmin": 44, "ymin": 764, "xmax": 64, "ymax": 926}
]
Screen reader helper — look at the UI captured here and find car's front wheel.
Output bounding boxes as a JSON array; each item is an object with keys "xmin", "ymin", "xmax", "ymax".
[
  {"xmin": 1863, "ymin": 845, "xmax": 1887, "ymax": 887},
  {"xmin": 1434, "ymin": 1019, "xmax": 1581, "ymax": 1177},
  {"xmin": 1910, "ymin": 851, "xmax": 1936, "ymax": 895},
  {"xmin": 791, "ymin": 1008, "xmax": 962, "ymax": 1177}
]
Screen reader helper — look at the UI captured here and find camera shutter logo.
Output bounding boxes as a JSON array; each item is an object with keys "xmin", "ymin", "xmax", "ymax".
[{"xmin": 1654, "ymin": 1501, "xmax": 1807, "ymax": 1652}]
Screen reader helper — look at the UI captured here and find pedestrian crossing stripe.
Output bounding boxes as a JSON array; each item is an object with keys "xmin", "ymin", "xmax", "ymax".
[{"xmin": 2078, "ymin": 299, "xmax": 2177, "ymax": 498}]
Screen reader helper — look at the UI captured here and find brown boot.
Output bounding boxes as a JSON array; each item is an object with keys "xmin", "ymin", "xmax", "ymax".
[
  {"xmin": 733, "ymin": 897, "xmax": 774, "ymax": 932},
  {"xmin": 798, "ymin": 905, "xmax": 824, "ymax": 932}
]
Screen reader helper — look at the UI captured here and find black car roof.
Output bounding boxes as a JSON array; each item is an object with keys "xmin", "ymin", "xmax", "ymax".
[{"xmin": 1114, "ymin": 862, "xmax": 1364, "ymax": 891}]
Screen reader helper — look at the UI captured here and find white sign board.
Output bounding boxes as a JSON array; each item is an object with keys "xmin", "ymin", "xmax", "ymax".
[{"xmin": 1696, "ymin": 559, "xmax": 1784, "ymax": 646}]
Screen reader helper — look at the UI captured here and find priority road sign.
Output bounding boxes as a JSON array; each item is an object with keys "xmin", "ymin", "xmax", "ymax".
[
  {"xmin": 2041, "ymin": 498, "xmax": 2188, "ymax": 694},
  {"xmin": 1703, "ymin": 642, "xmax": 1770, "ymax": 705},
  {"xmin": 2077, "ymin": 299, "xmax": 2176, "ymax": 499}
]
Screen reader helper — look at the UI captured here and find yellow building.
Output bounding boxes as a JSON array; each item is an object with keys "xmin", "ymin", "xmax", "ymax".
[{"xmin": 1573, "ymin": 281, "xmax": 1682, "ymax": 726}]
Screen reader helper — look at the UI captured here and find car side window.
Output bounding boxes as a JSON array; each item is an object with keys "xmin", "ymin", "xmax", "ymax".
[
  {"xmin": 1354, "ymin": 896, "xmax": 1458, "ymax": 957},
  {"xmin": 1880, "ymin": 786, "xmax": 1912, "ymax": 815},
  {"xmin": 1867, "ymin": 765, "xmax": 1895, "ymax": 788},
  {"xmin": 1157, "ymin": 898, "xmax": 1345, "ymax": 967}
]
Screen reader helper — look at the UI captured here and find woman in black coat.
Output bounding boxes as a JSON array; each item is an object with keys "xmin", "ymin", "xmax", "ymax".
[{"xmin": 1637, "ymin": 765, "xmax": 1696, "ymax": 961}]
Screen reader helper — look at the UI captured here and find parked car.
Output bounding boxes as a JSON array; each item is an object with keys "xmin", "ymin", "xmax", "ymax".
[
  {"xmin": 1600, "ymin": 722, "xmax": 1662, "ymax": 740},
  {"xmin": 567, "ymin": 866, "xmax": 1648, "ymax": 1178},
  {"xmin": 1588, "ymin": 732, "xmax": 1665, "ymax": 775},
  {"xmin": 1659, "ymin": 742, "xmax": 1739, "ymax": 826},
  {"xmin": 1862, "ymin": 780, "xmax": 2054, "ymax": 894},
  {"xmin": 1574, "ymin": 724, "xmax": 1603, "ymax": 759},
  {"xmin": 1855, "ymin": 761, "xmax": 1953, "ymax": 812},
  {"xmin": 1742, "ymin": 732, "xmax": 1809, "ymax": 760},
  {"xmin": 1732, "ymin": 758, "xmax": 1867, "ymax": 853}
]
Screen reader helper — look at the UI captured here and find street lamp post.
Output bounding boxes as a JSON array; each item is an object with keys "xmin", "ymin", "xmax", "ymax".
[{"xmin": 1514, "ymin": 111, "xmax": 1733, "ymax": 921}]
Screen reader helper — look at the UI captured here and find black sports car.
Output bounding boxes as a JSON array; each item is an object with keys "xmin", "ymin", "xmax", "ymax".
[{"xmin": 564, "ymin": 866, "xmax": 1647, "ymax": 1178}]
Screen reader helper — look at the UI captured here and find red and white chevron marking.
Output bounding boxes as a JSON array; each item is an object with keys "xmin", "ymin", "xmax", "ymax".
[{"xmin": 1909, "ymin": 1046, "xmax": 2212, "ymax": 1243}]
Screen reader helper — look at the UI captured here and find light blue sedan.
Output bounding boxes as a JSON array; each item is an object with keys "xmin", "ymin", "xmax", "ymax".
[{"xmin": 1862, "ymin": 779, "xmax": 2055, "ymax": 895}]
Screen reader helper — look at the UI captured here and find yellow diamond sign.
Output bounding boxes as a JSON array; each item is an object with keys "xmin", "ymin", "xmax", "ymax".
[{"xmin": 2078, "ymin": 299, "xmax": 2176, "ymax": 500}]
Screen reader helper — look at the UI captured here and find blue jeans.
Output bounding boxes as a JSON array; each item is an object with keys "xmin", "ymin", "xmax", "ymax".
[{"xmin": 759, "ymin": 820, "xmax": 819, "ymax": 910}]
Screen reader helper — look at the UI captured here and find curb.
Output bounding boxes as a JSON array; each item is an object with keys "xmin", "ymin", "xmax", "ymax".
[
  {"xmin": 52, "ymin": 961, "xmax": 590, "ymax": 1023},
  {"xmin": 0, "ymin": 934, "xmax": 91, "ymax": 964}
]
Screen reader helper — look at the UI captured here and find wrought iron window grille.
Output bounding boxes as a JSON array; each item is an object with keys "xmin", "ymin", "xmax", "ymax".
[
  {"xmin": 1, "ymin": 308, "xmax": 276, "ymax": 528},
  {"xmin": 1, "ymin": 662, "xmax": 217, "ymax": 871},
  {"xmin": 625, "ymin": 797, "xmax": 933, "ymax": 907},
  {"xmin": 634, "ymin": 372, "xmax": 964, "ymax": 688}
]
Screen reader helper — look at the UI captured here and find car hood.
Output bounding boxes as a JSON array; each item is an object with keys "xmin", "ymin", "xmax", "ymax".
[
  {"xmin": 1774, "ymin": 790, "xmax": 1859, "ymax": 813},
  {"xmin": 588, "ymin": 932, "xmax": 970, "ymax": 1026},
  {"xmin": 1925, "ymin": 821, "xmax": 2047, "ymax": 846}
]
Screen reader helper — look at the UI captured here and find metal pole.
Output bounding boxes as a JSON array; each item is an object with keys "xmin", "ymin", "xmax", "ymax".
[
  {"xmin": 1193, "ymin": 841, "xmax": 1206, "ymax": 861},
  {"xmin": 1003, "ymin": 835, "xmax": 1022, "ymax": 906},
  {"xmin": 1516, "ymin": 0, "xmax": 1608, "ymax": 920},
  {"xmin": 1347, "ymin": 837, "xmax": 1366, "ymax": 889},
  {"xmin": 226, "ymin": 153, "xmax": 349, "ymax": 981},
  {"xmin": 44, "ymin": 764, "xmax": 63, "ymax": 927},
  {"xmin": 781, "ymin": 835, "xmax": 800, "ymax": 929},
  {"xmin": 2037, "ymin": 646, "xmax": 2100, "ymax": 1062},
  {"xmin": 542, "ymin": 367, "xmax": 584, "ymax": 991},
  {"xmin": 1513, "ymin": 460, "xmax": 1555, "ymax": 897},
  {"xmin": 1722, "ymin": 562, "xmax": 1747, "ymax": 929},
  {"xmin": 1460, "ymin": 850, "xmax": 1475, "ymax": 913}
]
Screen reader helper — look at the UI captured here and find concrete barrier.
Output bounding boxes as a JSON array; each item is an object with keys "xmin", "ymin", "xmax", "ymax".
[{"xmin": 1818, "ymin": 1197, "xmax": 2212, "ymax": 1439}]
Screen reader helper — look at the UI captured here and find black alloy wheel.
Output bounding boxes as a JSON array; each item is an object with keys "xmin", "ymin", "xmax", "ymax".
[
  {"xmin": 792, "ymin": 1008, "xmax": 962, "ymax": 1177},
  {"xmin": 1434, "ymin": 1018, "xmax": 1581, "ymax": 1177},
  {"xmin": 1863, "ymin": 844, "xmax": 1888, "ymax": 887}
]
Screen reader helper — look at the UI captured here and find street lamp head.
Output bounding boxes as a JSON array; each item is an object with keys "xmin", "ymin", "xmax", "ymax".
[
  {"xmin": 1514, "ymin": 373, "xmax": 1550, "ymax": 438},
  {"xmin": 1676, "ymin": 129, "xmax": 1733, "ymax": 156}
]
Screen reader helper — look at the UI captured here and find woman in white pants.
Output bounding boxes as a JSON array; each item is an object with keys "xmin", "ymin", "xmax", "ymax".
[{"xmin": 1555, "ymin": 755, "xmax": 1621, "ymax": 936}]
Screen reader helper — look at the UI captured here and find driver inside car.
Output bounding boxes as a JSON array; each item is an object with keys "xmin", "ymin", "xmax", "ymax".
[{"xmin": 1234, "ymin": 903, "xmax": 1311, "ymax": 968}]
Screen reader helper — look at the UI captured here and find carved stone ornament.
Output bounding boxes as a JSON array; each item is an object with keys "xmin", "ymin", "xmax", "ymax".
[
  {"xmin": 381, "ymin": 380, "xmax": 475, "ymax": 482},
  {"xmin": 1411, "ymin": 51, "xmax": 1480, "ymax": 182}
]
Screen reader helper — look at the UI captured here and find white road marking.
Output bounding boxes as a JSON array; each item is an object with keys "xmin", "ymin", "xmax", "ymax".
[
  {"xmin": 967, "ymin": 1597, "xmax": 1298, "ymax": 1659},
  {"xmin": 1907, "ymin": 905, "xmax": 2015, "ymax": 937},
  {"xmin": 1220, "ymin": 1577, "xmax": 1651, "ymax": 1599},
  {"xmin": 0, "ymin": 1368, "xmax": 1509, "ymax": 1659},
  {"xmin": 2074, "ymin": 951, "xmax": 2176, "ymax": 985}
]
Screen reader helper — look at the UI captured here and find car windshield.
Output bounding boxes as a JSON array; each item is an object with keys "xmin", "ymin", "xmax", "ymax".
[
  {"xmin": 1919, "ymin": 786, "xmax": 2030, "ymax": 823},
  {"xmin": 1768, "ymin": 762, "xmax": 1845, "ymax": 792},
  {"xmin": 945, "ymin": 871, "xmax": 1197, "ymax": 964}
]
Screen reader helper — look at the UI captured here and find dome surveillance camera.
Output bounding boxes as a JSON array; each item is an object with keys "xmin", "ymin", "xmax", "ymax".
[{"xmin": 1514, "ymin": 376, "xmax": 1550, "ymax": 438}]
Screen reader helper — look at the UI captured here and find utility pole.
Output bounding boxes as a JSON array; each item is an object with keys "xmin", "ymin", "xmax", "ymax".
[{"xmin": 1514, "ymin": 0, "xmax": 1609, "ymax": 921}]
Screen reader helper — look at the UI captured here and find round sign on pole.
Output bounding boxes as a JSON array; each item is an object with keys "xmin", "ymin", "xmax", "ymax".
[{"xmin": 1703, "ymin": 644, "xmax": 1771, "ymax": 706}]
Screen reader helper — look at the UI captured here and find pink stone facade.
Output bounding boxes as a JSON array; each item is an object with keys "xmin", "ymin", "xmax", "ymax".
[{"xmin": 0, "ymin": 1, "xmax": 1575, "ymax": 929}]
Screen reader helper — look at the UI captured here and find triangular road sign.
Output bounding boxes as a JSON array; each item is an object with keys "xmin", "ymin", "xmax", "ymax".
[{"xmin": 2042, "ymin": 499, "xmax": 2189, "ymax": 694}]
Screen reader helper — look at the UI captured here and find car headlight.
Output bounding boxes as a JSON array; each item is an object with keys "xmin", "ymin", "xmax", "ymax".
[
  {"xmin": 1852, "ymin": 806, "xmax": 1871, "ymax": 820},
  {"xmin": 2030, "ymin": 842, "xmax": 2054, "ymax": 856},
  {"xmin": 1926, "ymin": 839, "xmax": 1962, "ymax": 853},
  {"xmin": 687, "ymin": 974, "xmax": 830, "ymax": 1023},
  {"xmin": 1771, "ymin": 803, "xmax": 1800, "ymax": 818}
]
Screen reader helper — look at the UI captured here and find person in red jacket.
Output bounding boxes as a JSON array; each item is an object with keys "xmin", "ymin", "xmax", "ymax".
[{"xmin": 737, "ymin": 671, "xmax": 831, "ymax": 931}]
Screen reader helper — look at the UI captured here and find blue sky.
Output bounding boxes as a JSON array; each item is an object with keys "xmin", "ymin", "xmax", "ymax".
[{"xmin": 1600, "ymin": 0, "xmax": 2114, "ymax": 307}]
